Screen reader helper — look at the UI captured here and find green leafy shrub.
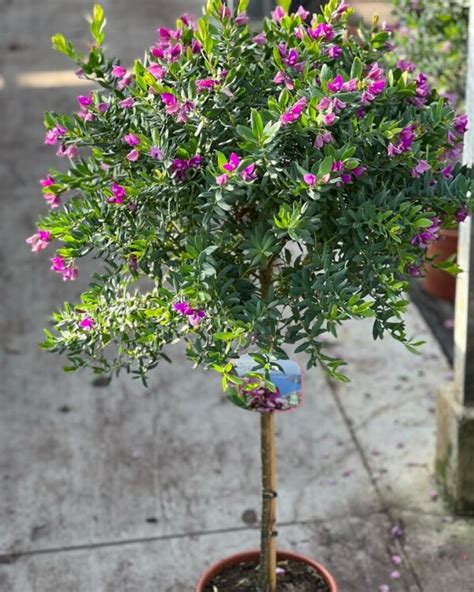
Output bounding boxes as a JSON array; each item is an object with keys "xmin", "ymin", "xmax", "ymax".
[{"xmin": 30, "ymin": 0, "xmax": 472, "ymax": 387}]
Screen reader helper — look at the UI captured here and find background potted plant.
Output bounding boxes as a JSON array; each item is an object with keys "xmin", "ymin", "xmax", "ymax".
[
  {"xmin": 29, "ymin": 0, "xmax": 472, "ymax": 590},
  {"xmin": 391, "ymin": 0, "xmax": 470, "ymax": 301}
]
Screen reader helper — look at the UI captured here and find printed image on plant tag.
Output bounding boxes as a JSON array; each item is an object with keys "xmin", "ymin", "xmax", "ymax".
[{"xmin": 228, "ymin": 355, "xmax": 303, "ymax": 413}]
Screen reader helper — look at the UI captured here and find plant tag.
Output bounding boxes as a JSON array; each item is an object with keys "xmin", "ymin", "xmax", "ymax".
[{"xmin": 228, "ymin": 355, "xmax": 303, "ymax": 413}]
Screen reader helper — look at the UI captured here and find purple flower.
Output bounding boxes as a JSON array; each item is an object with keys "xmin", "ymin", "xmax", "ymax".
[
  {"xmin": 390, "ymin": 571, "xmax": 401, "ymax": 581},
  {"xmin": 378, "ymin": 586, "xmax": 390, "ymax": 592},
  {"xmin": 26, "ymin": 229, "xmax": 52, "ymax": 253},
  {"xmin": 441, "ymin": 164, "xmax": 453, "ymax": 179},
  {"xmin": 148, "ymin": 63, "xmax": 166, "ymax": 79},
  {"xmin": 273, "ymin": 71, "xmax": 294, "ymax": 90},
  {"xmin": 355, "ymin": 107, "xmax": 366, "ymax": 119},
  {"xmin": 456, "ymin": 204, "xmax": 469, "ymax": 223},
  {"xmin": 223, "ymin": 152, "xmax": 241, "ymax": 172},
  {"xmin": 173, "ymin": 301, "xmax": 190, "ymax": 314},
  {"xmin": 40, "ymin": 175, "xmax": 55, "ymax": 188},
  {"xmin": 314, "ymin": 131, "xmax": 334, "ymax": 148},
  {"xmin": 367, "ymin": 79, "xmax": 386, "ymax": 95},
  {"xmin": 241, "ymin": 163, "xmax": 257, "ymax": 182},
  {"xmin": 390, "ymin": 525, "xmax": 403, "ymax": 538},
  {"xmin": 454, "ymin": 114, "xmax": 468, "ymax": 135},
  {"xmin": 271, "ymin": 6, "xmax": 285, "ymax": 22},
  {"xmin": 191, "ymin": 39, "xmax": 202, "ymax": 53},
  {"xmin": 332, "ymin": 160, "xmax": 344, "ymax": 172},
  {"xmin": 50, "ymin": 256, "xmax": 78, "ymax": 281},
  {"xmin": 56, "ymin": 144, "xmax": 77, "ymax": 159},
  {"xmin": 252, "ymin": 32, "xmax": 267, "ymax": 45},
  {"xmin": 327, "ymin": 45, "xmax": 342, "ymax": 59},
  {"xmin": 110, "ymin": 182, "xmax": 126, "ymax": 204},
  {"xmin": 295, "ymin": 6, "xmax": 310, "ymax": 20},
  {"xmin": 44, "ymin": 125, "xmax": 66, "ymax": 145},
  {"xmin": 353, "ymin": 165, "xmax": 367, "ymax": 177},
  {"xmin": 79, "ymin": 316, "xmax": 95, "ymax": 330},
  {"xmin": 235, "ymin": 13, "xmax": 249, "ymax": 26},
  {"xmin": 187, "ymin": 309, "xmax": 205, "ymax": 327},
  {"xmin": 323, "ymin": 112, "xmax": 336, "ymax": 126},
  {"xmin": 397, "ymin": 59, "xmax": 415, "ymax": 73},
  {"xmin": 399, "ymin": 125, "xmax": 416, "ymax": 152},
  {"xmin": 391, "ymin": 555, "xmax": 402, "ymax": 565},
  {"xmin": 176, "ymin": 100, "xmax": 195, "ymax": 123},
  {"xmin": 327, "ymin": 74, "xmax": 344, "ymax": 93},
  {"xmin": 367, "ymin": 62, "xmax": 384, "ymax": 80},
  {"xmin": 127, "ymin": 149, "xmax": 140, "ymax": 162},
  {"xmin": 333, "ymin": 1, "xmax": 349, "ymax": 17},
  {"xmin": 43, "ymin": 193, "xmax": 60, "ymax": 208},
  {"xmin": 411, "ymin": 160, "xmax": 431, "ymax": 178},
  {"xmin": 332, "ymin": 98, "xmax": 346, "ymax": 112},
  {"xmin": 112, "ymin": 65, "xmax": 127, "ymax": 78},
  {"xmin": 149, "ymin": 146, "xmax": 163, "ymax": 160},
  {"xmin": 308, "ymin": 23, "xmax": 334, "ymax": 41},
  {"xmin": 77, "ymin": 92, "xmax": 93, "ymax": 108},
  {"xmin": 160, "ymin": 93, "xmax": 179, "ymax": 115},
  {"xmin": 97, "ymin": 102, "xmax": 110, "ymax": 113},
  {"xmin": 188, "ymin": 154, "xmax": 202, "ymax": 168},
  {"xmin": 280, "ymin": 97, "xmax": 307, "ymax": 126},
  {"xmin": 407, "ymin": 264, "xmax": 422, "ymax": 277},
  {"xmin": 216, "ymin": 173, "xmax": 229, "ymax": 186},
  {"xmin": 303, "ymin": 173, "xmax": 317, "ymax": 186},
  {"xmin": 196, "ymin": 78, "xmax": 218, "ymax": 92},
  {"xmin": 124, "ymin": 133, "xmax": 140, "ymax": 146},
  {"xmin": 343, "ymin": 78, "xmax": 357, "ymax": 91},
  {"xmin": 411, "ymin": 217, "xmax": 441, "ymax": 249},
  {"xmin": 117, "ymin": 74, "xmax": 134, "ymax": 90},
  {"xmin": 317, "ymin": 97, "xmax": 332, "ymax": 112},
  {"xmin": 119, "ymin": 97, "xmax": 135, "ymax": 109}
]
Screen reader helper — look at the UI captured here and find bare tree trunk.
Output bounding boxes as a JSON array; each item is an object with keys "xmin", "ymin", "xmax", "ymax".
[{"xmin": 259, "ymin": 411, "xmax": 277, "ymax": 592}]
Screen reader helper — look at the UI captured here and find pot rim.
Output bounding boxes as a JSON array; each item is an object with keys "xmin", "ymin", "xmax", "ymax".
[{"xmin": 195, "ymin": 548, "xmax": 338, "ymax": 592}]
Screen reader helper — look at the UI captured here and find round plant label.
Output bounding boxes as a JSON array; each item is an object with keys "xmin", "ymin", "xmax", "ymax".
[{"xmin": 228, "ymin": 355, "xmax": 303, "ymax": 413}]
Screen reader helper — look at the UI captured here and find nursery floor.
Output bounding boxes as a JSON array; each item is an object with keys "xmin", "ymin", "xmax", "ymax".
[{"xmin": 1, "ymin": 0, "xmax": 473, "ymax": 591}]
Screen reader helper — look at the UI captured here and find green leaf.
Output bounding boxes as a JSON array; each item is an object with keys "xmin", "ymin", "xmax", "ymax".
[
  {"xmin": 90, "ymin": 4, "xmax": 106, "ymax": 47},
  {"xmin": 51, "ymin": 33, "xmax": 76, "ymax": 59},
  {"xmin": 318, "ymin": 156, "xmax": 333, "ymax": 176}
]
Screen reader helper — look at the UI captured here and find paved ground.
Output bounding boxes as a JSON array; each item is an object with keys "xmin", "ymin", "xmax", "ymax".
[{"xmin": 1, "ymin": 1, "xmax": 473, "ymax": 591}]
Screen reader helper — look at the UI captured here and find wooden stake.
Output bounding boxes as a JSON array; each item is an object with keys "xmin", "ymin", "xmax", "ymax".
[{"xmin": 259, "ymin": 411, "xmax": 277, "ymax": 592}]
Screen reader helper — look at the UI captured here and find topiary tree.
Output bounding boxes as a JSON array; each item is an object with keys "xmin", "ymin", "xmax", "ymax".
[{"xmin": 29, "ymin": 1, "xmax": 472, "ymax": 589}]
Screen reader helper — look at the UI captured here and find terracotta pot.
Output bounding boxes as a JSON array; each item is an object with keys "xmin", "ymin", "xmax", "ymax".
[
  {"xmin": 195, "ymin": 549, "xmax": 338, "ymax": 592},
  {"xmin": 422, "ymin": 229, "xmax": 458, "ymax": 302}
]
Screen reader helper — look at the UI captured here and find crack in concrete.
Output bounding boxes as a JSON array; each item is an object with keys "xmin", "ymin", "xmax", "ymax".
[
  {"xmin": 0, "ymin": 509, "xmax": 389, "ymax": 563},
  {"xmin": 326, "ymin": 377, "xmax": 425, "ymax": 592}
]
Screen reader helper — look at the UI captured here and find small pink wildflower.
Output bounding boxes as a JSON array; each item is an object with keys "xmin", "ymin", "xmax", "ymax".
[
  {"xmin": 56, "ymin": 144, "xmax": 77, "ymax": 159},
  {"xmin": 390, "ymin": 571, "xmax": 401, "ymax": 581},
  {"xmin": 303, "ymin": 173, "xmax": 317, "ymax": 186},
  {"xmin": 327, "ymin": 74, "xmax": 343, "ymax": 93},
  {"xmin": 241, "ymin": 163, "xmax": 257, "ymax": 182},
  {"xmin": 77, "ymin": 92, "xmax": 93, "ymax": 108},
  {"xmin": 280, "ymin": 97, "xmax": 307, "ymax": 126},
  {"xmin": 196, "ymin": 78, "xmax": 218, "ymax": 92},
  {"xmin": 124, "ymin": 133, "xmax": 140, "ymax": 146},
  {"xmin": 26, "ymin": 229, "xmax": 52, "ymax": 253},
  {"xmin": 216, "ymin": 173, "xmax": 229, "ymax": 186},
  {"xmin": 235, "ymin": 13, "xmax": 249, "ymax": 26},
  {"xmin": 391, "ymin": 555, "xmax": 402, "ymax": 565},
  {"xmin": 127, "ymin": 149, "xmax": 140, "ymax": 162},
  {"xmin": 148, "ymin": 63, "xmax": 166, "ymax": 79},
  {"xmin": 271, "ymin": 5, "xmax": 285, "ymax": 22},
  {"xmin": 149, "ymin": 146, "xmax": 163, "ymax": 160},
  {"xmin": 44, "ymin": 125, "xmax": 67, "ymax": 145},
  {"xmin": 112, "ymin": 65, "xmax": 127, "ymax": 78},
  {"xmin": 43, "ymin": 193, "xmax": 60, "ymax": 208},
  {"xmin": 79, "ymin": 316, "xmax": 95, "ymax": 330},
  {"xmin": 40, "ymin": 175, "xmax": 55, "ymax": 188},
  {"xmin": 119, "ymin": 97, "xmax": 135, "ymax": 109},
  {"xmin": 252, "ymin": 32, "xmax": 267, "ymax": 45},
  {"xmin": 109, "ymin": 182, "xmax": 126, "ymax": 204},
  {"xmin": 160, "ymin": 93, "xmax": 179, "ymax": 115},
  {"xmin": 411, "ymin": 160, "xmax": 431, "ymax": 178},
  {"xmin": 223, "ymin": 152, "xmax": 240, "ymax": 172}
]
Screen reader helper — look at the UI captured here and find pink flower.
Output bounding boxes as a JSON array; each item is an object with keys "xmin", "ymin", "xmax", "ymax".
[
  {"xmin": 308, "ymin": 23, "xmax": 334, "ymax": 41},
  {"xmin": 97, "ymin": 102, "xmax": 110, "ymax": 113},
  {"xmin": 157, "ymin": 27, "xmax": 181, "ymax": 41},
  {"xmin": 148, "ymin": 63, "xmax": 166, "ymax": 79},
  {"xmin": 411, "ymin": 217, "xmax": 440, "ymax": 248},
  {"xmin": 50, "ymin": 256, "xmax": 78, "ymax": 281},
  {"xmin": 173, "ymin": 301, "xmax": 205, "ymax": 327},
  {"xmin": 397, "ymin": 59, "xmax": 415, "ymax": 73},
  {"xmin": 26, "ymin": 229, "xmax": 52, "ymax": 252},
  {"xmin": 196, "ymin": 78, "xmax": 218, "ymax": 92},
  {"xmin": 333, "ymin": 1, "xmax": 349, "ymax": 17},
  {"xmin": 149, "ymin": 146, "xmax": 163, "ymax": 159},
  {"xmin": 44, "ymin": 126, "xmax": 66, "ymax": 145},
  {"xmin": 40, "ymin": 175, "xmax": 55, "ymax": 188},
  {"xmin": 317, "ymin": 97, "xmax": 332, "ymax": 112},
  {"xmin": 273, "ymin": 71, "xmax": 294, "ymax": 90},
  {"xmin": 387, "ymin": 143, "xmax": 400, "ymax": 158},
  {"xmin": 327, "ymin": 74, "xmax": 344, "ymax": 93},
  {"xmin": 391, "ymin": 555, "xmax": 402, "ymax": 565},
  {"xmin": 295, "ymin": 6, "xmax": 310, "ymax": 20},
  {"xmin": 441, "ymin": 165, "xmax": 453, "ymax": 178},
  {"xmin": 77, "ymin": 92, "xmax": 93, "ymax": 108},
  {"xmin": 223, "ymin": 152, "xmax": 241, "ymax": 172},
  {"xmin": 252, "ymin": 32, "xmax": 267, "ymax": 45},
  {"xmin": 332, "ymin": 98, "xmax": 346, "ymax": 112},
  {"xmin": 191, "ymin": 39, "xmax": 202, "ymax": 53},
  {"xmin": 43, "ymin": 193, "xmax": 60, "ymax": 208},
  {"xmin": 160, "ymin": 93, "xmax": 179, "ymax": 115},
  {"xmin": 241, "ymin": 163, "xmax": 257, "ymax": 182},
  {"xmin": 343, "ymin": 79, "xmax": 357, "ymax": 91},
  {"xmin": 271, "ymin": 6, "xmax": 285, "ymax": 22},
  {"xmin": 390, "ymin": 571, "xmax": 401, "ymax": 581},
  {"xmin": 327, "ymin": 45, "xmax": 342, "ymax": 59},
  {"xmin": 367, "ymin": 79, "xmax": 386, "ymax": 95},
  {"xmin": 352, "ymin": 165, "xmax": 367, "ymax": 177},
  {"xmin": 411, "ymin": 160, "xmax": 431, "ymax": 178},
  {"xmin": 119, "ymin": 97, "xmax": 135, "ymax": 109},
  {"xmin": 109, "ymin": 182, "xmax": 126, "ymax": 204},
  {"xmin": 235, "ymin": 13, "xmax": 249, "ymax": 26},
  {"xmin": 280, "ymin": 97, "xmax": 307, "ymax": 125},
  {"xmin": 314, "ymin": 131, "xmax": 334, "ymax": 148},
  {"xmin": 79, "ymin": 316, "xmax": 95, "ymax": 330},
  {"xmin": 117, "ymin": 74, "xmax": 134, "ymax": 90},
  {"xmin": 455, "ymin": 204, "xmax": 469, "ymax": 223},
  {"xmin": 323, "ymin": 112, "xmax": 336, "ymax": 125},
  {"xmin": 124, "ymin": 133, "xmax": 140, "ymax": 146},
  {"xmin": 176, "ymin": 100, "xmax": 195, "ymax": 123},
  {"xmin": 454, "ymin": 114, "xmax": 468, "ymax": 135},
  {"xmin": 367, "ymin": 62, "xmax": 384, "ymax": 80},
  {"xmin": 216, "ymin": 173, "xmax": 229, "ymax": 186},
  {"xmin": 127, "ymin": 149, "xmax": 140, "ymax": 162},
  {"xmin": 303, "ymin": 173, "xmax": 317, "ymax": 186},
  {"xmin": 112, "ymin": 65, "xmax": 127, "ymax": 78},
  {"xmin": 378, "ymin": 586, "xmax": 390, "ymax": 592}
]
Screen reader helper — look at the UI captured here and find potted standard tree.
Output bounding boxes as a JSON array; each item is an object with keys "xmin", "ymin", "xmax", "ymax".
[
  {"xmin": 29, "ymin": 1, "xmax": 472, "ymax": 590},
  {"xmin": 391, "ymin": 0, "xmax": 470, "ymax": 301}
]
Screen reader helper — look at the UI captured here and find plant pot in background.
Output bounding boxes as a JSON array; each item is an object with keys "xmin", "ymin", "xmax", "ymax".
[
  {"xmin": 422, "ymin": 229, "xmax": 458, "ymax": 302},
  {"xmin": 195, "ymin": 549, "xmax": 338, "ymax": 592}
]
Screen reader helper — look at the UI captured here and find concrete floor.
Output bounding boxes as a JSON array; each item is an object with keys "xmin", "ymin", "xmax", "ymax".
[{"xmin": 1, "ymin": 1, "xmax": 473, "ymax": 591}]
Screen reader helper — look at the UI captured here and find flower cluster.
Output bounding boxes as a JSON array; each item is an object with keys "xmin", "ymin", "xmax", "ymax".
[{"xmin": 32, "ymin": 0, "xmax": 472, "ymax": 385}]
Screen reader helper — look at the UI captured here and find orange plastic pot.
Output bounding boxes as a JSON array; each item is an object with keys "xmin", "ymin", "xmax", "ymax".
[
  {"xmin": 195, "ymin": 549, "xmax": 338, "ymax": 592},
  {"xmin": 422, "ymin": 229, "xmax": 458, "ymax": 302}
]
